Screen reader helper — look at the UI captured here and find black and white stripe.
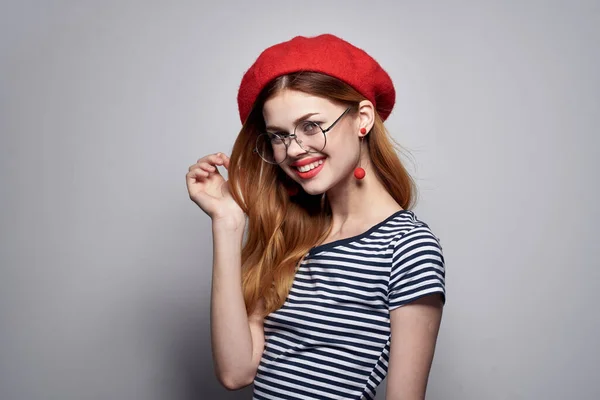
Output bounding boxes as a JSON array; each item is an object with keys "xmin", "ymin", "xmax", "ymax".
[{"xmin": 253, "ymin": 210, "xmax": 446, "ymax": 400}]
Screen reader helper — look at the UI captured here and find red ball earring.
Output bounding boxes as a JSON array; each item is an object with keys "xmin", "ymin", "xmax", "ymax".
[{"xmin": 354, "ymin": 129, "xmax": 366, "ymax": 180}]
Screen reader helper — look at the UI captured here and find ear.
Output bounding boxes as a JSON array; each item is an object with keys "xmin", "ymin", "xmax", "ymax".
[{"xmin": 357, "ymin": 100, "xmax": 375, "ymax": 136}]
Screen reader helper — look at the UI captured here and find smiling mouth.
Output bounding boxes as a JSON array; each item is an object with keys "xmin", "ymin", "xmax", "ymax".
[
  {"xmin": 292, "ymin": 158, "xmax": 326, "ymax": 180},
  {"xmin": 294, "ymin": 158, "xmax": 325, "ymax": 172}
]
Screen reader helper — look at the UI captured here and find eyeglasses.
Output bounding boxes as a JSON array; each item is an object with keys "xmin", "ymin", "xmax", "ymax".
[{"xmin": 254, "ymin": 107, "xmax": 351, "ymax": 164}]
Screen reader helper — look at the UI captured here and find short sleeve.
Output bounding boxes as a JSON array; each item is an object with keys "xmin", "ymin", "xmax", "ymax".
[{"xmin": 388, "ymin": 225, "xmax": 446, "ymax": 311}]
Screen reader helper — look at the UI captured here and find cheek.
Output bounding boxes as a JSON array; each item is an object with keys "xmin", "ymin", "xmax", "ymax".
[
  {"xmin": 323, "ymin": 140, "xmax": 355, "ymax": 165},
  {"xmin": 324, "ymin": 127, "xmax": 355, "ymax": 153},
  {"xmin": 319, "ymin": 151, "xmax": 354, "ymax": 180},
  {"xmin": 281, "ymin": 166, "xmax": 295, "ymax": 179}
]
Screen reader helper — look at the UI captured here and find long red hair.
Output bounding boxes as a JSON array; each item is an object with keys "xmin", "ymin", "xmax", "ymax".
[{"xmin": 227, "ymin": 72, "xmax": 416, "ymax": 317}]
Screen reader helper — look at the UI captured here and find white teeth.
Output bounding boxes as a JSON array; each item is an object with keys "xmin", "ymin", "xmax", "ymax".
[{"xmin": 297, "ymin": 159, "xmax": 324, "ymax": 172}]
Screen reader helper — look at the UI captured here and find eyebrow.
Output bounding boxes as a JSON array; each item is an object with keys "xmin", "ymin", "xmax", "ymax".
[{"xmin": 265, "ymin": 112, "xmax": 320, "ymax": 132}]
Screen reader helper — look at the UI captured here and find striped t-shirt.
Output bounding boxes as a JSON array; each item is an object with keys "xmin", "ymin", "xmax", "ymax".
[{"xmin": 252, "ymin": 209, "xmax": 446, "ymax": 400}]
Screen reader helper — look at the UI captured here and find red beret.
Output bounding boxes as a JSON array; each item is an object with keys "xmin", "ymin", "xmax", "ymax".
[{"xmin": 237, "ymin": 33, "xmax": 396, "ymax": 124}]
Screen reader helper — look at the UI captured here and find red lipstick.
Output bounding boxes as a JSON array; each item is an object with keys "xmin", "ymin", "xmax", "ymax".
[
  {"xmin": 290, "ymin": 156, "xmax": 326, "ymax": 167},
  {"xmin": 292, "ymin": 157, "xmax": 326, "ymax": 179}
]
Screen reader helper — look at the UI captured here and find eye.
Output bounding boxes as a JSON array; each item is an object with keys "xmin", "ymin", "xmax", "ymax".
[
  {"xmin": 268, "ymin": 133, "xmax": 286, "ymax": 145},
  {"xmin": 298, "ymin": 121, "xmax": 321, "ymax": 135},
  {"xmin": 268, "ymin": 131, "xmax": 289, "ymax": 138}
]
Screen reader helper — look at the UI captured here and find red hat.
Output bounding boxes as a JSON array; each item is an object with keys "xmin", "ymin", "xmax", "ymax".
[{"xmin": 237, "ymin": 33, "xmax": 396, "ymax": 124}]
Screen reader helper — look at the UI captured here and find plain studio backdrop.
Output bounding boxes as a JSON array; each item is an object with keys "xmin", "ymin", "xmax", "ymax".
[{"xmin": 1, "ymin": 1, "xmax": 598, "ymax": 399}]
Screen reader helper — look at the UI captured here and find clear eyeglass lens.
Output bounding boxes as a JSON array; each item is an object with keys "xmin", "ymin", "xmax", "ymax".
[
  {"xmin": 296, "ymin": 121, "xmax": 321, "ymax": 136},
  {"xmin": 255, "ymin": 122, "xmax": 325, "ymax": 164},
  {"xmin": 293, "ymin": 122, "xmax": 325, "ymax": 153}
]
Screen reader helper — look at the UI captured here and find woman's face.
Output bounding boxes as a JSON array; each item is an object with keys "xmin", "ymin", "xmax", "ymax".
[{"xmin": 262, "ymin": 89, "xmax": 362, "ymax": 195}]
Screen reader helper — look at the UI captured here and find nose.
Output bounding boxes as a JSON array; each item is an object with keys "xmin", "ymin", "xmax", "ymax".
[{"xmin": 286, "ymin": 136, "xmax": 308, "ymax": 158}]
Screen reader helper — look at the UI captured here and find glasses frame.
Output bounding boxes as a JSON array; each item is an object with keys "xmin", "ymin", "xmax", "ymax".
[{"xmin": 254, "ymin": 106, "xmax": 352, "ymax": 164}]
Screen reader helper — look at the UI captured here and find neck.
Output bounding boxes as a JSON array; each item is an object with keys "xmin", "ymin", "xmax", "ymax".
[{"xmin": 325, "ymin": 159, "xmax": 402, "ymax": 233}]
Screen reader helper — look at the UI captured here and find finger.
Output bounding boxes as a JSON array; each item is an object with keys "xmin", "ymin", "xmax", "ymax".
[
  {"xmin": 186, "ymin": 170, "xmax": 201, "ymax": 192},
  {"xmin": 213, "ymin": 153, "xmax": 229, "ymax": 169},
  {"xmin": 190, "ymin": 159, "xmax": 220, "ymax": 173},
  {"xmin": 214, "ymin": 153, "xmax": 226, "ymax": 166},
  {"xmin": 195, "ymin": 153, "xmax": 223, "ymax": 165},
  {"xmin": 192, "ymin": 154, "xmax": 226, "ymax": 172},
  {"xmin": 189, "ymin": 162, "xmax": 208, "ymax": 172},
  {"xmin": 186, "ymin": 168, "xmax": 209, "ymax": 183},
  {"xmin": 198, "ymin": 162, "xmax": 217, "ymax": 173},
  {"xmin": 222, "ymin": 155, "xmax": 231, "ymax": 169}
]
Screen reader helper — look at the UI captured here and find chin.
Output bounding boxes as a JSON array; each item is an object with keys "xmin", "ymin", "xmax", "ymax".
[
  {"xmin": 302, "ymin": 186, "xmax": 326, "ymax": 196},
  {"xmin": 300, "ymin": 177, "xmax": 335, "ymax": 196},
  {"xmin": 286, "ymin": 162, "xmax": 337, "ymax": 196}
]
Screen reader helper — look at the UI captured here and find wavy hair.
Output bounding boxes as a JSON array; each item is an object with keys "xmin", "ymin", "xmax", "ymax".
[{"xmin": 227, "ymin": 72, "xmax": 416, "ymax": 317}]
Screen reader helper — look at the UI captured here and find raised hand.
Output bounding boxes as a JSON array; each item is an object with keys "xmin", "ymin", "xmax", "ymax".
[{"xmin": 186, "ymin": 153, "xmax": 245, "ymax": 229}]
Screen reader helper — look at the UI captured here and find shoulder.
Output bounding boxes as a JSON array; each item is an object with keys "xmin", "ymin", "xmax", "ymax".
[
  {"xmin": 388, "ymin": 211, "xmax": 443, "ymax": 254},
  {"xmin": 387, "ymin": 211, "xmax": 446, "ymax": 309}
]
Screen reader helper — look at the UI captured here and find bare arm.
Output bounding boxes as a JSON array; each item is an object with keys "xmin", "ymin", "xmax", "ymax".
[
  {"xmin": 210, "ymin": 220, "xmax": 265, "ymax": 390},
  {"xmin": 186, "ymin": 152, "xmax": 265, "ymax": 390},
  {"xmin": 385, "ymin": 294, "xmax": 444, "ymax": 400}
]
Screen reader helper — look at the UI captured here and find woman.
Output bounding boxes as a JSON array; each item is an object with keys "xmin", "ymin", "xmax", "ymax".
[{"xmin": 186, "ymin": 34, "xmax": 446, "ymax": 400}]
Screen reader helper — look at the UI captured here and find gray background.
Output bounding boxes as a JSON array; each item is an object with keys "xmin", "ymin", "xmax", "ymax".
[{"xmin": 1, "ymin": 1, "xmax": 599, "ymax": 399}]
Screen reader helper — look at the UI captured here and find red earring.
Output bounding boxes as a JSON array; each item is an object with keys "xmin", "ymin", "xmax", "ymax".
[{"xmin": 354, "ymin": 134, "xmax": 366, "ymax": 180}]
